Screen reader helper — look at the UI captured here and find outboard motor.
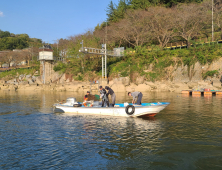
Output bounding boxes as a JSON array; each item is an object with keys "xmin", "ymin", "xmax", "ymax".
[
  {"xmin": 62, "ymin": 97, "xmax": 81, "ymax": 107},
  {"xmin": 65, "ymin": 98, "xmax": 77, "ymax": 105},
  {"xmin": 66, "ymin": 97, "xmax": 82, "ymax": 107}
]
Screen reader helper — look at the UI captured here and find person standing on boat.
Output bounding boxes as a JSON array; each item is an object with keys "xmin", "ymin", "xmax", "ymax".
[
  {"xmin": 105, "ymin": 86, "xmax": 116, "ymax": 107},
  {"xmin": 128, "ymin": 91, "xmax": 143, "ymax": 105},
  {"xmin": 99, "ymin": 86, "xmax": 109, "ymax": 107}
]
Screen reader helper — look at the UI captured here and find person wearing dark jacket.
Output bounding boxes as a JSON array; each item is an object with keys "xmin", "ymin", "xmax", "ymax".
[
  {"xmin": 99, "ymin": 86, "xmax": 109, "ymax": 107},
  {"xmin": 105, "ymin": 86, "xmax": 116, "ymax": 107}
]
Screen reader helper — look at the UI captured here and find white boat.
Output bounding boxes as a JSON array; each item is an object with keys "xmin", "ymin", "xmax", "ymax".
[{"xmin": 53, "ymin": 97, "xmax": 170, "ymax": 117}]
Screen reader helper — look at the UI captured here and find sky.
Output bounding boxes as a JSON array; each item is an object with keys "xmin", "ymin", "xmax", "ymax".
[{"xmin": 0, "ymin": 0, "xmax": 120, "ymax": 44}]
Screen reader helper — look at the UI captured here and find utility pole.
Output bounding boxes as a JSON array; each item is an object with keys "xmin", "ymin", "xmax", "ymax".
[
  {"xmin": 57, "ymin": 39, "xmax": 59, "ymax": 61},
  {"xmin": 102, "ymin": 55, "xmax": 104, "ymax": 79},
  {"xmin": 79, "ymin": 39, "xmax": 124, "ymax": 80},
  {"xmin": 212, "ymin": 0, "xmax": 214, "ymax": 41},
  {"xmin": 31, "ymin": 45, "xmax": 33, "ymax": 66},
  {"xmin": 105, "ymin": 22, "xmax": 107, "ymax": 79},
  {"xmin": 81, "ymin": 40, "xmax": 83, "ymax": 51},
  {"xmin": 80, "ymin": 40, "xmax": 84, "ymax": 73},
  {"xmin": 57, "ymin": 39, "xmax": 59, "ymax": 51},
  {"xmin": 105, "ymin": 43, "xmax": 107, "ymax": 78}
]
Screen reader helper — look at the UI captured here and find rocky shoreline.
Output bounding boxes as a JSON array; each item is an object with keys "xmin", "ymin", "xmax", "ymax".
[
  {"xmin": 1, "ymin": 58, "xmax": 222, "ymax": 93},
  {"xmin": 0, "ymin": 75, "xmax": 221, "ymax": 93}
]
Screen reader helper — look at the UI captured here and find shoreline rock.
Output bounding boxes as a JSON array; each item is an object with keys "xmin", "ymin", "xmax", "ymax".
[
  {"xmin": 1, "ymin": 79, "xmax": 221, "ymax": 93},
  {"xmin": 1, "ymin": 58, "xmax": 222, "ymax": 93}
]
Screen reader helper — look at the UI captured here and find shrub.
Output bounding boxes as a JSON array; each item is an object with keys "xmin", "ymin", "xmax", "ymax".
[
  {"xmin": 0, "ymin": 67, "xmax": 39, "ymax": 79},
  {"xmin": 202, "ymin": 70, "xmax": 219, "ymax": 79},
  {"xmin": 146, "ymin": 72, "xmax": 159, "ymax": 82},
  {"xmin": 53, "ymin": 62, "xmax": 67, "ymax": 72},
  {"xmin": 120, "ymin": 70, "xmax": 128, "ymax": 77},
  {"xmin": 196, "ymin": 51, "xmax": 206, "ymax": 65},
  {"xmin": 77, "ymin": 75, "xmax": 83, "ymax": 81}
]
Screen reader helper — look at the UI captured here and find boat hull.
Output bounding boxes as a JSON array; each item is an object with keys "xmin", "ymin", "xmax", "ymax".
[{"xmin": 54, "ymin": 102, "xmax": 169, "ymax": 117}]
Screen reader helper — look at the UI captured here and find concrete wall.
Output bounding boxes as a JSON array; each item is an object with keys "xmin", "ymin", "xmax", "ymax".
[
  {"xmin": 172, "ymin": 58, "xmax": 222, "ymax": 83},
  {"xmin": 40, "ymin": 60, "xmax": 55, "ymax": 84}
]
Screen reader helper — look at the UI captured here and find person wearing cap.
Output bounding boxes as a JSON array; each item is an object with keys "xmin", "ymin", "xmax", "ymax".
[
  {"xmin": 84, "ymin": 91, "xmax": 91, "ymax": 100},
  {"xmin": 84, "ymin": 91, "xmax": 89, "ymax": 100},
  {"xmin": 85, "ymin": 91, "xmax": 94, "ymax": 100},
  {"xmin": 99, "ymin": 86, "xmax": 109, "ymax": 107},
  {"xmin": 105, "ymin": 86, "xmax": 115, "ymax": 107},
  {"xmin": 128, "ymin": 91, "xmax": 143, "ymax": 105}
]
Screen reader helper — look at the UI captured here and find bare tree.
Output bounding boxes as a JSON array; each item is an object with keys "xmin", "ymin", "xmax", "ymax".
[
  {"xmin": 12, "ymin": 51, "xmax": 25, "ymax": 67},
  {"xmin": 5, "ymin": 51, "xmax": 14, "ymax": 68},
  {"xmin": 214, "ymin": 0, "xmax": 222, "ymax": 39},
  {"xmin": 59, "ymin": 39, "xmax": 70, "ymax": 58},
  {"xmin": 94, "ymin": 10, "xmax": 153, "ymax": 48},
  {"xmin": 174, "ymin": 3, "xmax": 208, "ymax": 48},
  {"xmin": 19, "ymin": 49, "xmax": 32, "ymax": 66},
  {"xmin": 28, "ymin": 41, "xmax": 42, "ymax": 64},
  {"xmin": 52, "ymin": 38, "xmax": 70, "ymax": 60},
  {"xmin": 114, "ymin": 10, "xmax": 152, "ymax": 47},
  {"xmin": 107, "ymin": 22, "xmax": 125, "ymax": 48},
  {"xmin": 0, "ymin": 52, "xmax": 8, "ymax": 67},
  {"xmin": 21, "ymin": 51, "xmax": 31, "ymax": 66},
  {"xmin": 149, "ymin": 7, "xmax": 177, "ymax": 48}
]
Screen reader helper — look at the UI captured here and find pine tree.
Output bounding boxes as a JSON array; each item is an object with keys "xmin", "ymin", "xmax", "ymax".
[
  {"xmin": 106, "ymin": 1, "xmax": 117, "ymax": 22},
  {"xmin": 115, "ymin": 0, "xmax": 128, "ymax": 21},
  {"xmin": 129, "ymin": 0, "xmax": 151, "ymax": 10},
  {"xmin": 106, "ymin": 0, "xmax": 129, "ymax": 22}
]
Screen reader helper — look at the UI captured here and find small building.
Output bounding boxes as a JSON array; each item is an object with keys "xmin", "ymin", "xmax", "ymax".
[{"xmin": 39, "ymin": 45, "xmax": 54, "ymax": 60}]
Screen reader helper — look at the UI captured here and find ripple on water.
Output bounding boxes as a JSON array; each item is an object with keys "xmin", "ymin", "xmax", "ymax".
[{"xmin": 0, "ymin": 91, "xmax": 222, "ymax": 169}]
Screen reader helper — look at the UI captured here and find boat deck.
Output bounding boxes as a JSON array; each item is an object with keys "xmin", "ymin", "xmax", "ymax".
[
  {"xmin": 115, "ymin": 102, "xmax": 170, "ymax": 107},
  {"xmin": 54, "ymin": 102, "xmax": 170, "ymax": 108}
]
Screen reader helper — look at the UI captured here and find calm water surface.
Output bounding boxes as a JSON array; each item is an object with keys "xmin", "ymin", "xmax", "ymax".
[{"xmin": 0, "ymin": 91, "xmax": 222, "ymax": 170}]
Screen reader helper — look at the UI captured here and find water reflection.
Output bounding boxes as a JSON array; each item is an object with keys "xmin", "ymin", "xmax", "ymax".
[
  {"xmin": 95, "ymin": 117, "xmax": 163, "ymax": 158},
  {"xmin": 0, "ymin": 91, "xmax": 222, "ymax": 169}
]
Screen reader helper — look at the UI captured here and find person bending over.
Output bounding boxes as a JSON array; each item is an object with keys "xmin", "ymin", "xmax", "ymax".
[
  {"xmin": 105, "ymin": 86, "xmax": 116, "ymax": 107},
  {"xmin": 128, "ymin": 91, "xmax": 143, "ymax": 105}
]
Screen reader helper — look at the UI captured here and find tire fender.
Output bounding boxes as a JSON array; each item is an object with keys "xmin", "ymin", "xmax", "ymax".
[
  {"xmin": 73, "ymin": 104, "xmax": 82, "ymax": 107},
  {"xmin": 125, "ymin": 105, "xmax": 135, "ymax": 115}
]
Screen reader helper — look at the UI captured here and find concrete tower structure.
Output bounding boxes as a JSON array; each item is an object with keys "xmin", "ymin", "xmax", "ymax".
[{"xmin": 39, "ymin": 45, "xmax": 54, "ymax": 84}]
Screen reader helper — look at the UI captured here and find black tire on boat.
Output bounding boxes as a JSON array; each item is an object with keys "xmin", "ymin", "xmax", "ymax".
[
  {"xmin": 73, "ymin": 104, "xmax": 82, "ymax": 107},
  {"xmin": 125, "ymin": 105, "xmax": 135, "ymax": 115}
]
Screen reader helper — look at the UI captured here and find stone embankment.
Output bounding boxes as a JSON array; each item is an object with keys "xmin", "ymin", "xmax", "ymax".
[
  {"xmin": 1, "ymin": 58, "xmax": 222, "ymax": 93},
  {"xmin": 0, "ymin": 75, "xmax": 221, "ymax": 93}
]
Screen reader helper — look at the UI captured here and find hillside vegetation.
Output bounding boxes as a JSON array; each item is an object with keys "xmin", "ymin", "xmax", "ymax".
[
  {"xmin": 54, "ymin": 43, "xmax": 222, "ymax": 82},
  {"xmin": 0, "ymin": 30, "xmax": 42, "ymax": 51},
  {"xmin": 1, "ymin": 0, "xmax": 222, "ymax": 82},
  {"xmin": 0, "ymin": 30, "xmax": 42, "ymax": 72},
  {"xmin": 51, "ymin": 0, "xmax": 222, "ymax": 82}
]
